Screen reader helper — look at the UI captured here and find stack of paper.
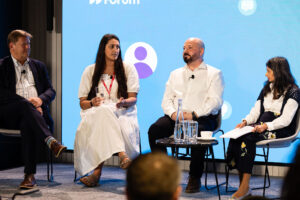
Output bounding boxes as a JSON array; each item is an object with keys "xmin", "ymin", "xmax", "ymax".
[{"xmin": 220, "ymin": 126, "xmax": 253, "ymax": 139}]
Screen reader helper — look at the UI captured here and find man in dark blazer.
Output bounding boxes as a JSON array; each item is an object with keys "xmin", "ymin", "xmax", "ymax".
[{"xmin": 0, "ymin": 29, "xmax": 66, "ymax": 189}]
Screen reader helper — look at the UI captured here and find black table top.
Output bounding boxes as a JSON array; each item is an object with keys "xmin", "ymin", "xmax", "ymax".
[{"xmin": 156, "ymin": 137, "xmax": 218, "ymax": 148}]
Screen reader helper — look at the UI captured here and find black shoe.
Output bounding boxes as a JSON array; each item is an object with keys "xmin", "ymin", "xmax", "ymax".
[{"xmin": 185, "ymin": 176, "xmax": 201, "ymax": 193}]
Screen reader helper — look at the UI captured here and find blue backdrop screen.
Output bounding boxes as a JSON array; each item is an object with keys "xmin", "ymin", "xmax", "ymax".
[{"xmin": 62, "ymin": 0, "xmax": 300, "ymax": 163}]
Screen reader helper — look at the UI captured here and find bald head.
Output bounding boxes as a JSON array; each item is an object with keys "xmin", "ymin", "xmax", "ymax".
[
  {"xmin": 183, "ymin": 37, "xmax": 205, "ymax": 64},
  {"xmin": 186, "ymin": 38, "xmax": 205, "ymax": 50}
]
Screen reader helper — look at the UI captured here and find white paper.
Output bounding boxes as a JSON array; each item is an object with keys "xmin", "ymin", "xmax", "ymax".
[{"xmin": 220, "ymin": 126, "xmax": 253, "ymax": 139}]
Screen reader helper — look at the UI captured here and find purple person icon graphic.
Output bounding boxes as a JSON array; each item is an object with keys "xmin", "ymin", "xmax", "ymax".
[
  {"xmin": 124, "ymin": 42, "xmax": 158, "ymax": 79},
  {"xmin": 134, "ymin": 46, "xmax": 153, "ymax": 79}
]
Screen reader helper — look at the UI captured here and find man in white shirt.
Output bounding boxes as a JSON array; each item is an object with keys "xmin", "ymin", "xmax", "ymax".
[
  {"xmin": 0, "ymin": 30, "xmax": 66, "ymax": 189},
  {"xmin": 148, "ymin": 37, "xmax": 224, "ymax": 193}
]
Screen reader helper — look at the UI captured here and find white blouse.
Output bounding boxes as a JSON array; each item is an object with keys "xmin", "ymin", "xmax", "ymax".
[
  {"xmin": 244, "ymin": 90, "xmax": 299, "ymax": 131},
  {"xmin": 78, "ymin": 62, "xmax": 139, "ymax": 102}
]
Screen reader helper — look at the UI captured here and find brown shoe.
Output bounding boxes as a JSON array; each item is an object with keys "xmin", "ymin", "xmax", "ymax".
[
  {"xmin": 50, "ymin": 140, "xmax": 67, "ymax": 158},
  {"xmin": 185, "ymin": 176, "xmax": 201, "ymax": 193},
  {"xmin": 20, "ymin": 174, "xmax": 37, "ymax": 189}
]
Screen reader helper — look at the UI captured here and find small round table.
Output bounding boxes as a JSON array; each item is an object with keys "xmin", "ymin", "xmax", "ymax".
[{"xmin": 156, "ymin": 138, "xmax": 221, "ymax": 200}]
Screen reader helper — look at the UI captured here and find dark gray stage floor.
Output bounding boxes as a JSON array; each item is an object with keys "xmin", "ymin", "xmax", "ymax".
[{"xmin": 0, "ymin": 163, "xmax": 282, "ymax": 199}]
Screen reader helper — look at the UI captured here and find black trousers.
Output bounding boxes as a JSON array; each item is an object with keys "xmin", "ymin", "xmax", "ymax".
[
  {"xmin": 148, "ymin": 114, "xmax": 218, "ymax": 178},
  {"xmin": 0, "ymin": 98, "xmax": 52, "ymax": 174},
  {"xmin": 226, "ymin": 112, "xmax": 294, "ymax": 174}
]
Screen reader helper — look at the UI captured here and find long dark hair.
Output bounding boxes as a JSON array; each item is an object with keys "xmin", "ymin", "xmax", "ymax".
[
  {"xmin": 87, "ymin": 34, "xmax": 127, "ymax": 100},
  {"xmin": 262, "ymin": 56, "xmax": 296, "ymax": 99}
]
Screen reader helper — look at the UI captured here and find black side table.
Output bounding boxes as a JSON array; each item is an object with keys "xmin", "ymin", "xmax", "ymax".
[{"xmin": 156, "ymin": 138, "xmax": 221, "ymax": 200}]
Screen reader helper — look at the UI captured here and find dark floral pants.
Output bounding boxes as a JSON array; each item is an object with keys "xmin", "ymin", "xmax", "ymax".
[
  {"xmin": 226, "ymin": 131, "xmax": 269, "ymax": 174},
  {"xmin": 226, "ymin": 112, "xmax": 293, "ymax": 174}
]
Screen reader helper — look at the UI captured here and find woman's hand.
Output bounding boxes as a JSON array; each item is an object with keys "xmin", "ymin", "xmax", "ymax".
[
  {"xmin": 116, "ymin": 97, "xmax": 126, "ymax": 108},
  {"xmin": 116, "ymin": 94, "xmax": 137, "ymax": 109},
  {"xmin": 236, "ymin": 120, "xmax": 247, "ymax": 128},
  {"xmin": 252, "ymin": 123, "xmax": 268, "ymax": 133},
  {"xmin": 91, "ymin": 97, "xmax": 104, "ymax": 107}
]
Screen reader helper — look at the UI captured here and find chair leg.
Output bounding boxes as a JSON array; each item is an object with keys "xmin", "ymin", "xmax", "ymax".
[
  {"xmin": 210, "ymin": 146, "xmax": 221, "ymax": 200},
  {"xmin": 50, "ymin": 152, "xmax": 53, "ymax": 180},
  {"xmin": 74, "ymin": 171, "xmax": 77, "ymax": 182},
  {"xmin": 139, "ymin": 142, "xmax": 142, "ymax": 154},
  {"xmin": 47, "ymin": 149, "xmax": 54, "ymax": 182},
  {"xmin": 263, "ymin": 146, "xmax": 270, "ymax": 197},
  {"xmin": 204, "ymin": 147, "xmax": 226, "ymax": 192},
  {"xmin": 225, "ymin": 162, "xmax": 230, "ymax": 192},
  {"xmin": 223, "ymin": 133, "xmax": 229, "ymax": 192},
  {"xmin": 171, "ymin": 147, "xmax": 179, "ymax": 158},
  {"xmin": 252, "ymin": 147, "xmax": 271, "ymax": 192},
  {"xmin": 222, "ymin": 133, "xmax": 236, "ymax": 193},
  {"xmin": 186, "ymin": 147, "xmax": 190, "ymax": 155},
  {"xmin": 205, "ymin": 148, "xmax": 209, "ymax": 189},
  {"xmin": 47, "ymin": 154, "xmax": 49, "ymax": 180},
  {"xmin": 139, "ymin": 132, "xmax": 142, "ymax": 154},
  {"xmin": 171, "ymin": 147, "xmax": 175, "ymax": 157},
  {"xmin": 256, "ymin": 146, "xmax": 281, "ymax": 200}
]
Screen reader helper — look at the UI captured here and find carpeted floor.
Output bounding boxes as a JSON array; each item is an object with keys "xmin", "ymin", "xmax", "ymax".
[{"xmin": 0, "ymin": 163, "xmax": 283, "ymax": 200}]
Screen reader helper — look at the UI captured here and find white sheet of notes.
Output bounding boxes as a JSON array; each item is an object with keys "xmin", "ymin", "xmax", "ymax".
[{"xmin": 220, "ymin": 126, "xmax": 254, "ymax": 139}]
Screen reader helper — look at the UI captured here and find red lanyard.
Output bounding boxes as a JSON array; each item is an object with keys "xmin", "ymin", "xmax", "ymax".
[{"xmin": 101, "ymin": 74, "xmax": 115, "ymax": 97}]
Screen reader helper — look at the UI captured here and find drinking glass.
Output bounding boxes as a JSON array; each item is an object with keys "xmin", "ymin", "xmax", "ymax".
[
  {"xmin": 174, "ymin": 120, "xmax": 190, "ymax": 143},
  {"xmin": 95, "ymin": 86, "xmax": 105, "ymax": 104},
  {"xmin": 174, "ymin": 122, "xmax": 185, "ymax": 143},
  {"xmin": 188, "ymin": 120, "xmax": 198, "ymax": 144},
  {"xmin": 182, "ymin": 120, "xmax": 189, "ymax": 143}
]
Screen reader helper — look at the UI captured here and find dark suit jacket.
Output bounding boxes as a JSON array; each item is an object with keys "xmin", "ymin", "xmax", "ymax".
[{"xmin": 0, "ymin": 56, "xmax": 56, "ymax": 131}]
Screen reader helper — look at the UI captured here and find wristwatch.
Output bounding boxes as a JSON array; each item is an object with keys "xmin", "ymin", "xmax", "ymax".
[{"xmin": 192, "ymin": 111, "xmax": 198, "ymax": 121}]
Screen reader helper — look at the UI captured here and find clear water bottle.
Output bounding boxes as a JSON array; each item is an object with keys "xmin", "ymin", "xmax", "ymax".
[{"xmin": 174, "ymin": 99, "xmax": 185, "ymax": 143}]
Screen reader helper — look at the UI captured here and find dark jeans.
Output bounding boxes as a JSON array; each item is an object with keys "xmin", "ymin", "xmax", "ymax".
[
  {"xmin": 148, "ymin": 114, "xmax": 218, "ymax": 178},
  {"xmin": 0, "ymin": 98, "xmax": 52, "ymax": 174}
]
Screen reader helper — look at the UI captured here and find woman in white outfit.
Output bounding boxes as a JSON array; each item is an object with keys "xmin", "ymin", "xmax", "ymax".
[{"xmin": 74, "ymin": 34, "xmax": 140, "ymax": 187}]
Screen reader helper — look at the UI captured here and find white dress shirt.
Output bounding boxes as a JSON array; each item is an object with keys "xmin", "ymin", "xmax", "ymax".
[
  {"xmin": 12, "ymin": 56, "xmax": 38, "ymax": 99},
  {"xmin": 161, "ymin": 62, "xmax": 224, "ymax": 118},
  {"xmin": 244, "ymin": 87, "xmax": 299, "ymax": 131}
]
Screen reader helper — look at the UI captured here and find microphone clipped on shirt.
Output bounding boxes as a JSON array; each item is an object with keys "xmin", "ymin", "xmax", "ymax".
[
  {"xmin": 21, "ymin": 70, "xmax": 26, "ymax": 74},
  {"xmin": 189, "ymin": 74, "xmax": 195, "ymax": 80}
]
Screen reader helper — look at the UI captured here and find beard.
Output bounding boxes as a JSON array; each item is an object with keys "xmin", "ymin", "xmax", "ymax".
[
  {"xmin": 183, "ymin": 53, "xmax": 194, "ymax": 64},
  {"xmin": 183, "ymin": 53, "xmax": 198, "ymax": 64}
]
